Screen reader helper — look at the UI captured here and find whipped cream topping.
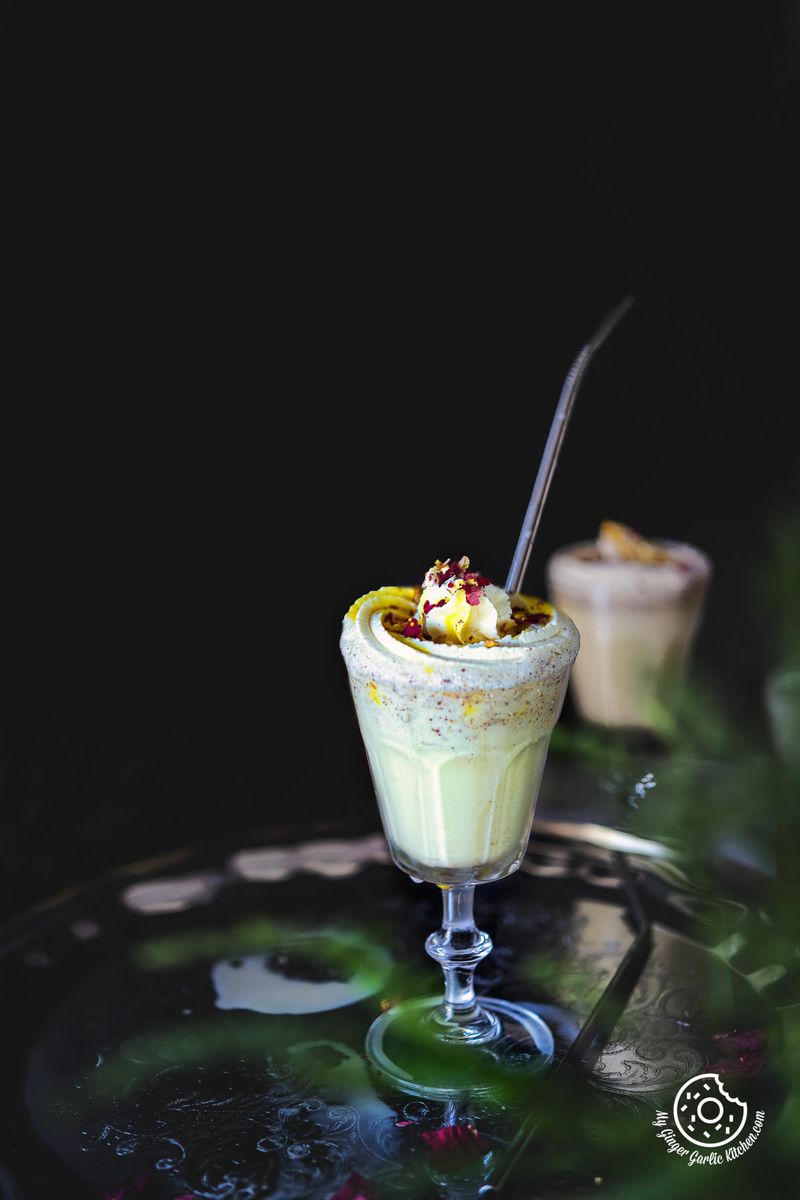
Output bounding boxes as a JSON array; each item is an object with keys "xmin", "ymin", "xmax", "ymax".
[
  {"xmin": 416, "ymin": 556, "xmax": 512, "ymax": 644},
  {"xmin": 342, "ymin": 556, "xmax": 577, "ymax": 694},
  {"xmin": 343, "ymin": 585, "xmax": 576, "ymax": 691},
  {"xmin": 345, "ymin": 557, "xmax": 557, "ymax": 653}
]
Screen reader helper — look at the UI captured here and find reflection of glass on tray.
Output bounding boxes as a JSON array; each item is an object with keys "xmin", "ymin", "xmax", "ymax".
[{"xmin": 547, "ymin": 521, "xmax": 711, "ymax": 730}]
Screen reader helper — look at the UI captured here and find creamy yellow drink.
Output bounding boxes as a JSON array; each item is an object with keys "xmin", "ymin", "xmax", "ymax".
[
  {"xmin": 547, "ymin": 522, "xmax": 711, "ymax": 729},
  {"xmin": 340, "ymin": 558, "xmax": 579, "ymax": 884}
]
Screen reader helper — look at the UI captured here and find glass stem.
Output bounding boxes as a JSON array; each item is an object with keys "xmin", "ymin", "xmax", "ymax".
[{"xmin": 425, "ymin": 884, "xmax": 501, "ymax": 1041}]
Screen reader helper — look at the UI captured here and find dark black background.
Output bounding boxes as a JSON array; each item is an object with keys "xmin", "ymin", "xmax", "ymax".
[{"xmin": 1, "ymin": 5, "xmax": 799, "ymax": 921}]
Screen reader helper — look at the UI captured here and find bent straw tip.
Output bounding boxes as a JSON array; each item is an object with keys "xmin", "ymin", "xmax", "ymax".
[{"xmin": 589, "ymin": 294, "xmax": 636, "ymax": 349}]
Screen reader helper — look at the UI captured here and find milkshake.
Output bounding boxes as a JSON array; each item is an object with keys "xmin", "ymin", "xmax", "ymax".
[
  {"xmin": 547, "ymin": 522, "xmax": 711, "ymax": 730},
  {"xmin": 340, "ymin": 557, "xmax": 579, "ymax": 884}
]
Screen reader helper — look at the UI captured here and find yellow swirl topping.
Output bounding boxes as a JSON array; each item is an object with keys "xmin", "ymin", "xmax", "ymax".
[{"xmin": 344, "ymin": 561, "xmax": 554, "ymax": 650}]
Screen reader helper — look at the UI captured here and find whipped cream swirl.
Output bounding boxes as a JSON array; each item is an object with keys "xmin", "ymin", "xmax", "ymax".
[{"xmin": 416, "ymin": 556, "xmax": 512, "ymax": 644}]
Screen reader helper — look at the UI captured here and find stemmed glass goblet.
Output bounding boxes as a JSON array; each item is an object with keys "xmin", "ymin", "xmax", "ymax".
[{"xmin": 340, "ymin": 586, "xmax": 579, "ymax": 1097}]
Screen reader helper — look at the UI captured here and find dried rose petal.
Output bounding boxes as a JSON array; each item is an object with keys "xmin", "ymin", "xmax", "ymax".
[
  {"xmin": 514, "ymin": 610, "xmax": 549, "ymax": 631},
  {"xmin": 402, "ymin": 618, "xmax": 424, "ymax": 639},
  {"xmin": 330, "ymin": 1171, "xmax": 379, "ymax": 1200},
  {"xmin": 463, "ymin": 571, "xmax": 490, "ymax": 590},
  {"xmin": 102, "ymin": 1175, "xmax": 152, "ymax": 1200},
  {"xmin": 423, "ymin": 598, "xmax": 447, "ymax": 615},
  {"xmin": 420, "ymin": 1123, "xmax": 490, "ymax": 1157},
  {"xmin": 438, "ymin": 557, "xmax": 471, "ymax": 586},
  {"xmin": 708, "ymin": 1055, "xmax": 764, "ymax": 1078},
  {"xmin": 711, "ymin": 1028, "xmax": 763, "ymax": 1055},
  {"xmin": 708, "ymin": 1027, "xmax": 765, "ymax": 1077}
]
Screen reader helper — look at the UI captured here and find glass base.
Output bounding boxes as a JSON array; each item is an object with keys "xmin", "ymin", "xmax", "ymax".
[
  {"xmin": 365, "ymin": 996, "xmax": 555, "ymax": 1099},
  {"xmin": 391, "ymin": 844, "xmax": 526, "ymax": 886}
]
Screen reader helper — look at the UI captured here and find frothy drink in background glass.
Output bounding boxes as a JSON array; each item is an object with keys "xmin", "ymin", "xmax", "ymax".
[{"xmin": 547, "ymin": 521, "xmax": 711, "ymax": 730}]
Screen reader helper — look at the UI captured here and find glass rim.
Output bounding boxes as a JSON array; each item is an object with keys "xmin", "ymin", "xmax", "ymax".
[{"xmin": 546, "ymin": 537, "xmax": 711, "ymax": 571}]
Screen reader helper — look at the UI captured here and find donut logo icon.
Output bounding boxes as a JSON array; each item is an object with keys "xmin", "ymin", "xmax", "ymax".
[{"xmin": 672, "ymin": 1073, "xmax": 748, "ymax": 1148}]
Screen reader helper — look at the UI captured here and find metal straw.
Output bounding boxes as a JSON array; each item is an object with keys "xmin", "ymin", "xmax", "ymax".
[{"xmin": 504, "ymin": 295, "xmax": 635, "ymax": 595}]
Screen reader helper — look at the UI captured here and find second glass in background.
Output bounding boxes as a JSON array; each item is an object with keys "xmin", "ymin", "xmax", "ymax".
[{"xmin": 547, "ymin": 539, "xmax": 711, "ymax": 730}]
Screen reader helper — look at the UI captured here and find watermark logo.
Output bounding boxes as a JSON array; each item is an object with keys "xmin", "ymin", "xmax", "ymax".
[
  {"xmin": 653, "ymin": 1073, "xmax": 765, "ymax": 1165},
  {"xmin": 673, "ymin": 1073, "xmax": 748, "ymax": 1148}
]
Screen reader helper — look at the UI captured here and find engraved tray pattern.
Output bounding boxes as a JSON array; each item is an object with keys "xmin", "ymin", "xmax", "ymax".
[{"xmin": 0, "ymin": 829, "xmax": 785, "ymax": 1199}]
